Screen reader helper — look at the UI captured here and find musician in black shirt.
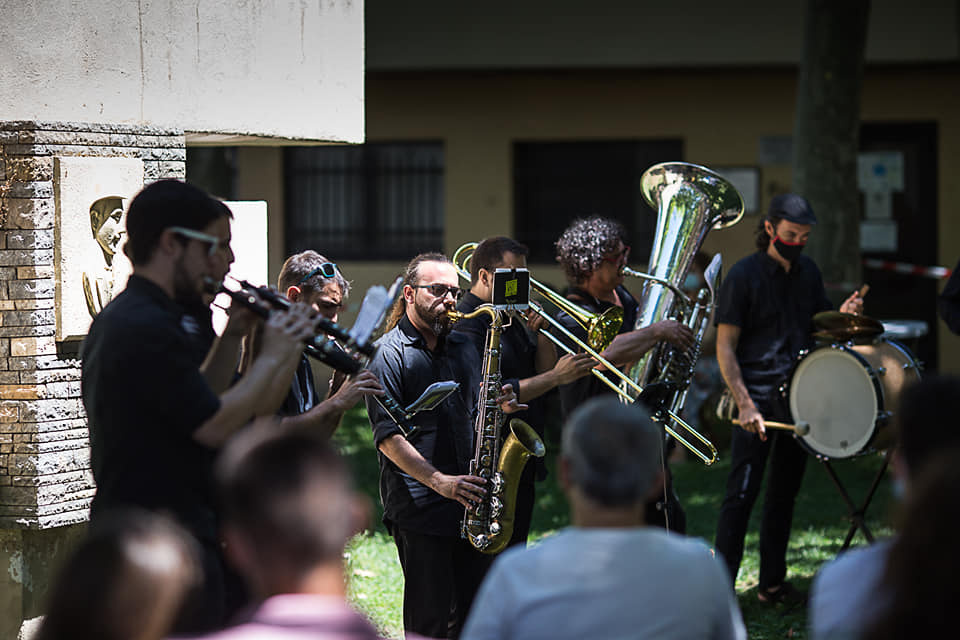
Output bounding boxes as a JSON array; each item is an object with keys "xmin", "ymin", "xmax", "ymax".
[
  {"xmin": 453, "ymin": 236, "xmax": 593, "ymax": 547},
  {"xmin": 713, "ymin": 194, "xmax": 863, "ymax": 603},
  {"xmin": 365, "ymin": 252, "xmax": 522, "ymax": 639},
  {"xmin": 81, "ymin": 179, "xmax": 314, "ymax": 631},
  {"xmin": 271, "ymin": 250, "xmax": 382, "ymax": 438},
  {"xmin": 553, "ymin": 216, "xmax": 693, "ymax": 531}
]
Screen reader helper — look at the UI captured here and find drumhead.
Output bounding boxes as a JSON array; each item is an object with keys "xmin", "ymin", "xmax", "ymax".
[{"xmin": 789, "ymin": 346, "xmax": 880, "ymax": 458}]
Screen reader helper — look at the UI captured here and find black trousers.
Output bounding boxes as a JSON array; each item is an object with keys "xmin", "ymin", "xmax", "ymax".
[
  {"xmin": 714, "ymin": 411, "xmax": 808, "ymax": 590},
  {"xmin": 392, "ymin": 527, "xmax": 494, "ymax": 639}
]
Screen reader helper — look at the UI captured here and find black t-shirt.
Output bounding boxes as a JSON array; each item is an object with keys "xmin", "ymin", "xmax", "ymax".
[
  {"xmin": 279, "ymin": 354, "xmax": 319, "ymax": 417},
  {"xmin": 81, "ymin": 275, "xmax": 221, "ymax": 541},
  {"xmin": 555, "ymin": 285, "xmax": 639, "ymax": 419},
  {"xmin": 714, "ymin": 251, "xmax": 832, "ymax": 411},
  {"xmin": 365, "ymin": 314, "xmax": 482, "ymax": 536}
]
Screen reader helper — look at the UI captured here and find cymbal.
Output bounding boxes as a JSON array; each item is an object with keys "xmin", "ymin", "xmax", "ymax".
[
  {"xmin": 813, "ymin": 328, "xmax": 880, "ymax": 344},
  {"xmin": 813, "ymin": 311, "xmax": 885, "ymax": 338}
]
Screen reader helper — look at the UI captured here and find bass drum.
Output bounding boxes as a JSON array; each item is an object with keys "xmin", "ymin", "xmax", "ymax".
[{"xmin": 788, "ymin": 339, "xmax": 921, "ymax": 459}]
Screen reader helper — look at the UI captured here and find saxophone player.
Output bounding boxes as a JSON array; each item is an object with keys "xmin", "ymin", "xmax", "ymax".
[
  {"xmin": 553, "ymin": 216, "xmax": 694, "ymax": 532},
  {"xmin": 364, "ymin": 253, "xmax": 523, "ymax": 639},
  {"xmin": 452, "ymin": 236, "xmax": 594, "ymax": 548}
]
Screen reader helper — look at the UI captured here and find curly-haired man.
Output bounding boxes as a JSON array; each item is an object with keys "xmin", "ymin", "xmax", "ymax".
[{"xmin": 554, "ymin": 215, "xmax": 694, "ymax": 531}]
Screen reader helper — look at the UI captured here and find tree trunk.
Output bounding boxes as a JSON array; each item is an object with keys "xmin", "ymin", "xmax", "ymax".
[{"xmin": 793, "ymin": 0, "xmax": 870, "ymax": 293}]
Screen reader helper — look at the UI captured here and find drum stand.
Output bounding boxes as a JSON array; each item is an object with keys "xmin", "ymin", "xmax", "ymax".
[{"xmin": 817, "ymin": 449, "xmax": 892, "ymax": 552}]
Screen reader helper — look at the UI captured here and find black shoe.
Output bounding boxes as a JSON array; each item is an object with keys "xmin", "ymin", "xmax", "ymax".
[{"xmin": 757, "ymin": 581, "xmax": 807, "ymax": 607}]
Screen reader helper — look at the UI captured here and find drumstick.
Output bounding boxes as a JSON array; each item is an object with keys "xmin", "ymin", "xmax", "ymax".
[
  {"xmin": 733, "ymin": 419, "xmax": 810, "ymax": 436},
  {"xmin": 857, "ymin": 284, "xmax": 870, "ymax": 299}
]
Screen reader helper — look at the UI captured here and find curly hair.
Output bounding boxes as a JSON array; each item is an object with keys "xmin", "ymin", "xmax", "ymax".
[{"xmin": 555, "ymin": 216, "xmax": 627, "ymax": 284}]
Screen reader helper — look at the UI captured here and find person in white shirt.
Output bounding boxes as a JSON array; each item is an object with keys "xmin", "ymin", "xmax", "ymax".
[{"xmin": 461, "ymin": 397, "xmax": 746, "ymax": 640}]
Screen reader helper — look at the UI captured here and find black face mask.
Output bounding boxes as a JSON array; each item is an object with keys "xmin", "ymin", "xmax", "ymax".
[{"xmin": 773, "ymin": 236, "xmax": 805, "ymax": 264}]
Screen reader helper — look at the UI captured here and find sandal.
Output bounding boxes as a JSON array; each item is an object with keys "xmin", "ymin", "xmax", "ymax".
[{"xmin": 757, "ymin": 581, "xmax": 807, "ymax": 607}]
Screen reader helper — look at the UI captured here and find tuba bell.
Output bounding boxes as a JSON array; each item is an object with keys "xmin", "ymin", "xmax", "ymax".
[{"xmin": 624, "ymin": 162, "xmax": 743, "ymax": 419}]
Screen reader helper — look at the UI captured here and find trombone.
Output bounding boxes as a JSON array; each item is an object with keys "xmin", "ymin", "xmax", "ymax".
[
  {"xmin": 451, "ymin": 242, "xmax": 718, "ymax": 465},
  {"xmin": 452, "ymin": 243, "xmax": 623, "ymax": 352}
]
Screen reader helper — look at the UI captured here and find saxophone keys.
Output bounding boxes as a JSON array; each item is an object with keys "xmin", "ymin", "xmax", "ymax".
[{"xmin": 489, "ymin": 497, "xmax": 503, "ymax": 517}]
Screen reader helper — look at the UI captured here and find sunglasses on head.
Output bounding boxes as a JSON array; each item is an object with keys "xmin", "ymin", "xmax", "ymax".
[
  {"xmin": 412, "ymin": 283, "xmax": 462, "ymax": 301},
  {"xmin": 169, "ymin": 226, "xmax": 228, "ymax": 258},
  {"xmin": 298, "ymin": 263, "xmax": 339, "ymax": 284}
]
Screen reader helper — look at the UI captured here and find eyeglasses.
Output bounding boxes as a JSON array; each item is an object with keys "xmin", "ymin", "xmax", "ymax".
[
  {"xmin": 298, "ymin": 263, "xmax": 339, "ymax": 284},
  {"xmin": 601, "ymin": 245, "xmax": 631, "ymax": 264},
  {"xmin": 169, "ymin": 226, "xmax": 229, "ymax": 258},
  {"xmin": 412, "ymin": 284, "xmax": 462, "ymax": 301}
]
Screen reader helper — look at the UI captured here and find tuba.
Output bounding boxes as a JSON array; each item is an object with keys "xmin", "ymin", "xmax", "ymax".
[
  {"xmin": 624, "ymin": 162, "xmax": 743, "ymax": 418},
  {"xmin": 447, "ymin": 304, "xmax": 545, "ymax": 554}
]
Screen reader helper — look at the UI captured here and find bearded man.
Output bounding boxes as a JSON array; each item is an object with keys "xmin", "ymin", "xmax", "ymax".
[{"xmin": 365, "ymin": 252, "xmax": 522, "ymax": 639}]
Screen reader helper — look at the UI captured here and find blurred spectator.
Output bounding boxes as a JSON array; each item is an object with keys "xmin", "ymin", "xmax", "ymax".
[
  {"xmin": 861, "ymin": 449, "xmax": 960, "ymax": 640},
  {"xmin": 460, "ymin": 397, "xmax": 745, "ymax": 640},
  {"xmin": 809, "ymin": 375, "xmax": 960, "ymax": 639},
  {"xmin": 181, "ymin": 424, "xmax": 400, "ymax": 640},
  {"xmin": 35, "ymin": 511, "xmax": 200, "ymax": 640}
]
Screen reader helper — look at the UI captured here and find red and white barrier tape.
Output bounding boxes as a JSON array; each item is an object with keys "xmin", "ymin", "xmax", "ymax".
[{"xmin": 863, "ymin": 259, "xmax": 952, "ymax": 280}]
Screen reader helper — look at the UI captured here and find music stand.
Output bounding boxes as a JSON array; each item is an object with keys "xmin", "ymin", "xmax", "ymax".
[{"xmin": 816, "ymin": 449, "xmax": 892, "ymax": 552}]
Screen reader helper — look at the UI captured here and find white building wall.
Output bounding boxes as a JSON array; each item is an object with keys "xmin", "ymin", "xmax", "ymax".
[{"xmin": 0, "ymin": 0, "xmax": 364, "ymax": 143}]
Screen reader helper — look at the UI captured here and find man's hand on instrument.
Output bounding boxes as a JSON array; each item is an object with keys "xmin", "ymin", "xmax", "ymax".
[
  {"xmin": 523, "ymin": 309, "xmax": 547, "ymax": 333},
  {"xmin": 222, "ymin": 301, "xmax": 261, "ymax": 338},
  {"xmin": 260, "ymin": 302, "xmax": 317, "ymax": 362},
  {"xmin": 653, "ymin": 320, "xmax": 696, "ymax": 350},
  {"xmin": 737, "ymin": 404, "xmax": 767, "ymax": 441},
  {"xmin": 551, "ymin": 353, "xmax": 597, "ymax": 385},
  {"xmin": 432, "ymin": 473, "xmax": 487, "ymax": 510},
  {"xmin": 498, "ymin": 384, "xmax": 528, "ymax": 414},
  {"xmin": 329, "ymin": 370, "xmax": 384, "ymax": 412}
]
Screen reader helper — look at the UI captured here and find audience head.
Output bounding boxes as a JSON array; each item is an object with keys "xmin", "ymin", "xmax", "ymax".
[
  {"xmin": 215, "ymin": 424, "xmax": 367, "ymax": 597},
  {"xmin": 36, "ymin": 511, "xmax": 200, "ymax": 640},
  {"xmin": 555, "ymin": 216, "xmax": 628, "ymax": 286},
  {"xmin": 560, "ymin": 397, "xmax": 662, "ymax": 511},
  {"xmin": 278, "ymin": 250, "xmax": 350, "ymax": 320},
  {"xmin": 863, "ymin": 449, "xmax": 960, "ymax": 640},
  {"xmin": 894, "ymin": 375, "xmax": 960, "ymax": 485}
]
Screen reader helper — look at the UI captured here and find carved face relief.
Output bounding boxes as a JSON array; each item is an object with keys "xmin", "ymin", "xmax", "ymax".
[{"xmin": 89, "ymin": 196, "xmax": 127, "ymax": 266}]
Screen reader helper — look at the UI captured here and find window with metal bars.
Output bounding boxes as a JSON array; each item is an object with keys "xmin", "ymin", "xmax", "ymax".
[
  {"xmin": 284, "ymin": 142, "xmax": 444, "ymax": 260},
  {"xmin": 514, "ymin": 139, "xmax": 683, "ymax": 264}
]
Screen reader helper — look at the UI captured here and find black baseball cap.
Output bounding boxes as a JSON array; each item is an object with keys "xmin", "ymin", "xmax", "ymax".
[{"xmin": 768, "ymin": 193, "xmax": 817, "ymax": 225}]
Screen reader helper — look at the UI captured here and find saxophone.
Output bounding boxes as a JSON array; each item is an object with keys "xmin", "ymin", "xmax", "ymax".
[{"xmin": 449, "ymin": 304, "xmax": 545, "ymax": 555}]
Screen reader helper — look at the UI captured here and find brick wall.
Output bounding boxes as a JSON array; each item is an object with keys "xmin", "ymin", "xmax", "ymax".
[{"xmin": 0, "ymin": 120, "xmax": 186, "ymax": 530}]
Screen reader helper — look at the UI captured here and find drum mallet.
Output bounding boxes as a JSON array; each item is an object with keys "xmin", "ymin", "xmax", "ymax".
[{"xmin": 734, "ymin": 419, "xmax": 811, "ymax": 436}]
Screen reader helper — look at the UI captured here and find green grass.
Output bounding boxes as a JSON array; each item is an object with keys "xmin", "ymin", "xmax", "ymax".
[{"xmin": 333, "ymin": 408, "xmax": 895, "ymax": 639}]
